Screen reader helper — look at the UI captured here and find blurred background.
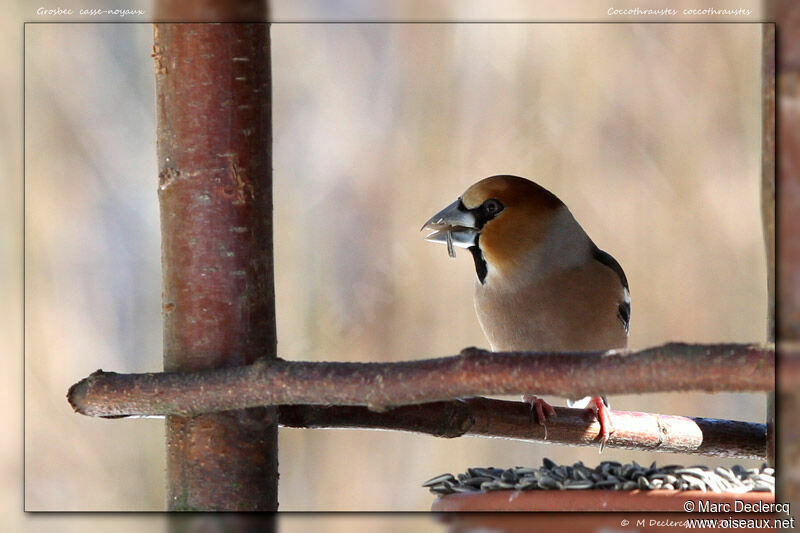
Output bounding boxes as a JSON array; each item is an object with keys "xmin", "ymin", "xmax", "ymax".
[{"xmin": 15, "ymin": 0, "xmax": 768, "ymax": 524}]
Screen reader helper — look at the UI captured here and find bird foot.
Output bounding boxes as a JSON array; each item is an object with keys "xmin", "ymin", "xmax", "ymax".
[
  {"xmin": 587, "ymin": 396, "xmax": 615, "ymax": 452},
  {"xmin": 523, "ymin": 395, "xmax": 557, "ymax": 440}
]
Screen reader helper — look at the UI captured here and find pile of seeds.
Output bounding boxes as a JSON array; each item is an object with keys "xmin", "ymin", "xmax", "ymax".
[{"xmin": 423, "ymin": 459, "xmax": 775, "ymax": 495}]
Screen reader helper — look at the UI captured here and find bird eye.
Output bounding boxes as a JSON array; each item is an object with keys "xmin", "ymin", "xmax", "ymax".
[{"xmin": 483, "ymin": 199, "xmax": 503, "ymax": 216}]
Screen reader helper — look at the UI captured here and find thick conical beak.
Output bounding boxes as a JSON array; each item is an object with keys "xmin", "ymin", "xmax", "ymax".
[{"xmin": 421, "ymin": 199, "xmax": 479, "ymax": 257}]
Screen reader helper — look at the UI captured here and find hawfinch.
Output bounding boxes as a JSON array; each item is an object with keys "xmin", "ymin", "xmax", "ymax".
[{"xmin": 422, "ymin": 175, "xmax": 630, "ymax": 449}]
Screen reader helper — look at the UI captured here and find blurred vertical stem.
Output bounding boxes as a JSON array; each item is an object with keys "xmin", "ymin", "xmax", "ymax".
[
  {"xmin": 153, "ymin": 16, "xmax": 277, "ymax": 511},
  {"xmin": 770, "ymin": 0, "xmax": 800, "ymax": 509},
  {"xmin": 762, "ymin": 23, "xmax": 775, "ymax": 467}
]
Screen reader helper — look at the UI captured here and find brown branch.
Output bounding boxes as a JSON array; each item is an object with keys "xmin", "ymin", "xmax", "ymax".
[
  {"xmin": 278, "ymin": 398, "xmax": 767, "ymax": 460},
  {"xmin": 68, "ymin": 342, "xmax": 774, "ymax": 418}
]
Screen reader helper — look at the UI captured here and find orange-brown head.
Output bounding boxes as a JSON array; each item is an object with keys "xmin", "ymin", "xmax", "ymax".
[{"xmin": 422, "ymin": 175, "xmax": 568, "ymax": 284}]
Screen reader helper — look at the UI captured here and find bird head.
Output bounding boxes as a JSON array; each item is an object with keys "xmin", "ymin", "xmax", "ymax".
[{"xmin": 422, "ymin": 175, "xmax": 566, "ymax": 284}]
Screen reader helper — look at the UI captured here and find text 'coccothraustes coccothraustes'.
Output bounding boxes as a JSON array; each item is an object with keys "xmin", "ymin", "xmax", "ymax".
[{"xmin": 422, "ymin": 175, "xmax": 630, "ymax": 450}]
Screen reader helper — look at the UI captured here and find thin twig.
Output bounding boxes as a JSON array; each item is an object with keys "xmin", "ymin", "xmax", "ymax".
[
  {"xmin": 278, "ymin": 399, "xmax": 767, "ymax": 460},
  {"xmin": 67, "ymin": 342, "xmax": 774, "ymax": 418}
]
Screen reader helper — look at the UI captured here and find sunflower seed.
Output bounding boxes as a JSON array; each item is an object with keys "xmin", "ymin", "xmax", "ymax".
[
  {"xmin": 516, "ymin": 478, "xmax": 538, "ymax": 490},
  {"xmin": 423, "ymin": 473, "xmax": 455, "ymax": 487},
  {"xmin": 501, "ymin": 469, "xmax": 518, "ymax": 482},
  {"xmin": 565, "ymin": 480, "xmax": 595, "ymax": 490},
  {"xmin": 425, "ymin": 461, "xmax": 775, "ymax": 495},
  {"xmin": 621, "ymin": 464, "xmax": 635, "ymax": 479},
  {"xmin": 595, "ymin": 480, "xmax": 620, "ymax": 489},
  {"xmin": 675, "ymin": 467, "xmax": 708, "ymax": 477},
  {"xmin": 538, "ymin": 476, "xmax": 558, "ymax": 489},
  {"xmin": 445, "ymin": 229, "xmax": 455, "ymax": 258},
  {"xmin": 714, "ymin": 467, "xmax": 737, "ymax": 484},
  {"xmin": 463, "ymin": 476, "xmax": 493, "ymax": 487},
  {"xmin": 682, "ymin": 477, "xmax": 707, "ymax": 491}
]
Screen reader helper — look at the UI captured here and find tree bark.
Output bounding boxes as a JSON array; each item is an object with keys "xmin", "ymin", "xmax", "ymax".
[
  {"xmin": 770, "ymin": 0, "xmax": 800, "ymax": 511},
  {"xmin": 154, "ymin": 21, "xmax": 277, "ymax": 511}
]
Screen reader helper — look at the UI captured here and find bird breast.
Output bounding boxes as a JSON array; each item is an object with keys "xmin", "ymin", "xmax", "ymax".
[{"xmin": 474, "ymin": 259, "xmax": 628, "ymax": 353}]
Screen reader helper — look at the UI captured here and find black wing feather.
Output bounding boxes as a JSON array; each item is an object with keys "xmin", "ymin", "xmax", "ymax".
[{"xmin": 592, "ymin": 245, "xmax": 630, "ymax": 334}]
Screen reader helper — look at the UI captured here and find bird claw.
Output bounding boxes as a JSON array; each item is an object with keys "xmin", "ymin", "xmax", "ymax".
[
  {"xmin": 523, "ymin": 395, "xmax": 557, "ymax": 440},
  {"xmin": 588, "ymin": 396, "xmax": 615, "ymax": 453}
]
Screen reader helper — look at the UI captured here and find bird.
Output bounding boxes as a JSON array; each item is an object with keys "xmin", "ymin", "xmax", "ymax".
[{"xmin": 421, "ymin": 175, "xmax": 630, "ymax": 450}]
